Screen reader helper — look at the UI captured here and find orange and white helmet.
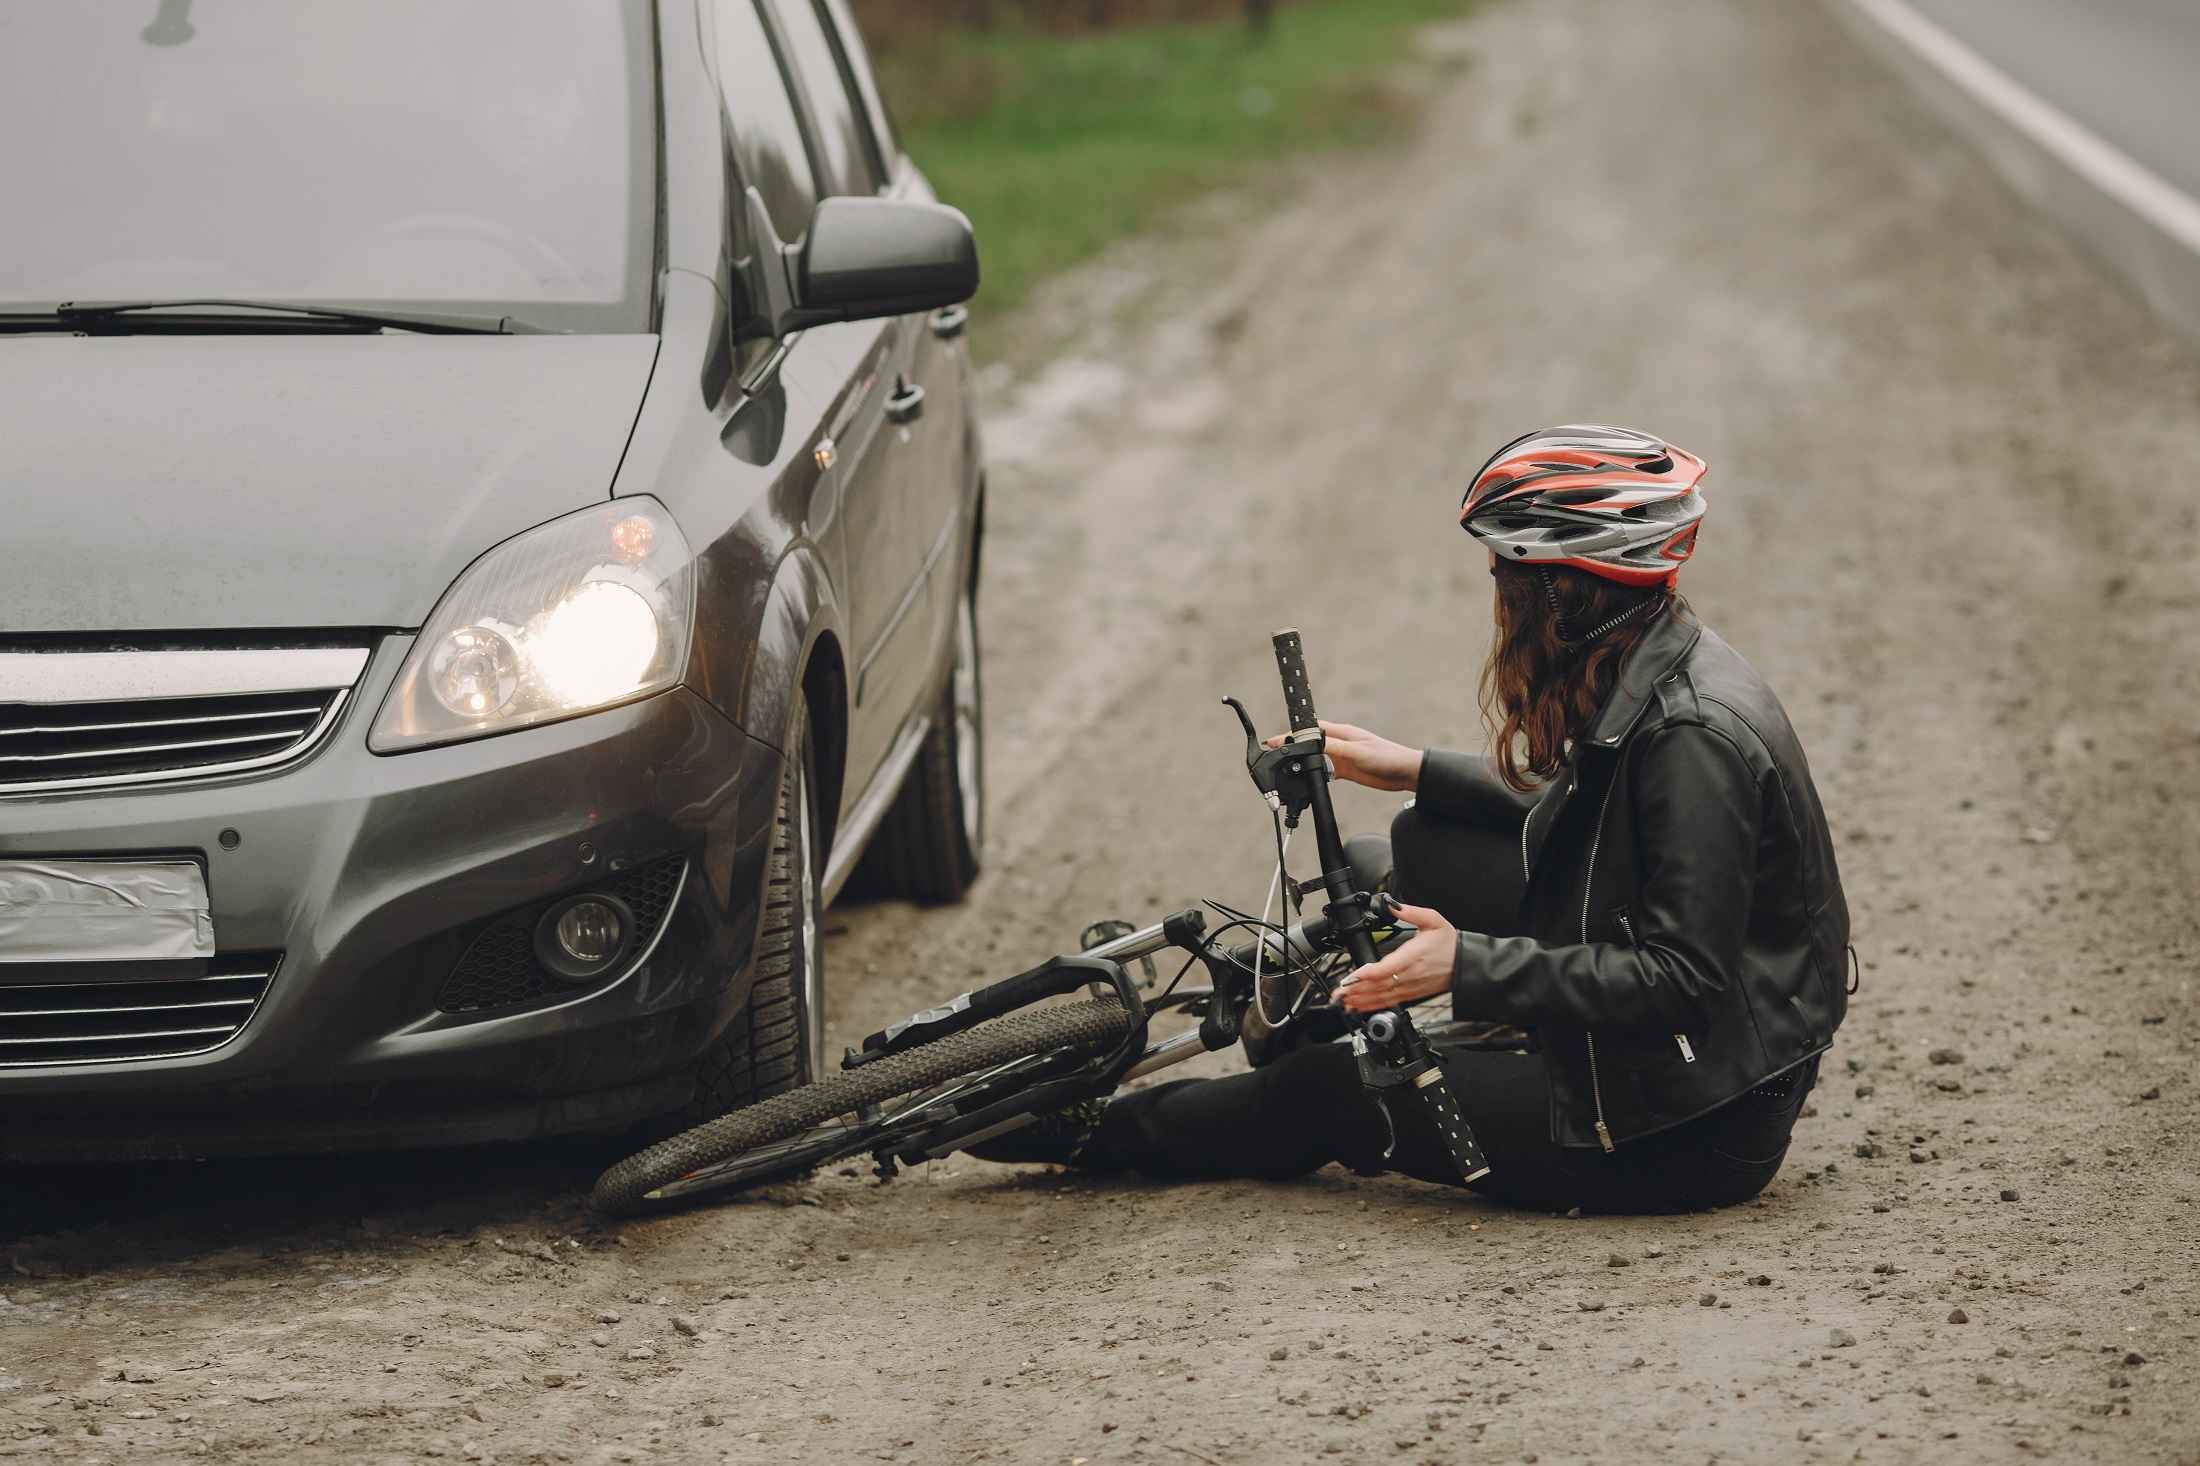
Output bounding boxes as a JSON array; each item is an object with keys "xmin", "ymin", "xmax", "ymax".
[{"xmin": 1460, "ymin": 425, "xmax": 1707, "ymax": 586}]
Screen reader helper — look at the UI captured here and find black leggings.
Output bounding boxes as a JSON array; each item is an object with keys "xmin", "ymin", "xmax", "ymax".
[{"xmin": 1080, "ymin": 804, "xmax": 1812, "ymax": 1214}]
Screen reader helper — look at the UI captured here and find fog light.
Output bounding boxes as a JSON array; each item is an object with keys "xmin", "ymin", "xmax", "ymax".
[{"xmin": 534, "ymin": 894, "xmax": 635, "ymax": 983}]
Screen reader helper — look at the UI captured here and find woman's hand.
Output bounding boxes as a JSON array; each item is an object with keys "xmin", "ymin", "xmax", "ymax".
[
  {"xmin": 1263, "ymin": 719, "xmax": 1422, "ymax": 792},
  {"xmin": 1332, "ymin": 901, "xmax": 1457, "ymax": 1012}
]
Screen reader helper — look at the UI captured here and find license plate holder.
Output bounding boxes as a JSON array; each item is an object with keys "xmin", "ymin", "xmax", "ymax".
[{"xmin": 0, "ymin": 858, "xmax": 215, "ymax": 964}]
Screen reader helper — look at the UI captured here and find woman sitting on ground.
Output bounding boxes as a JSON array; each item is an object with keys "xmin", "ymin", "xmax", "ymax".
[{"xmin": 972, "ymin": 424, "xmax": 1851, "ymax": 1214}]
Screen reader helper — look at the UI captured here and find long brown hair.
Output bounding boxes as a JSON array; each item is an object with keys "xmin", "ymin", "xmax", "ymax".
[{"xmin": 1478, "ymin": 561, "xmax": 1683, "ymax": 791}]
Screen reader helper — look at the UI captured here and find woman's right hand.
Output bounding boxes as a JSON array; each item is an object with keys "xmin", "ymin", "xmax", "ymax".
[{"xmin": 1264, "ymin": 719, "xmax": 1422, "ymax": 793}]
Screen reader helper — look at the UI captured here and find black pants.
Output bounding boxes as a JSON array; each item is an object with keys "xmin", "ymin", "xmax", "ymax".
[{"xmin": 1081, "ymin": 804, "xmax": 1812, "ymax": 1214}]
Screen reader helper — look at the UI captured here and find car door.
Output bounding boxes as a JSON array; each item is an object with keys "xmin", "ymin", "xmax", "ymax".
[
  {"xmin": 815, "ymin": 0, "xmax": 971, "ymax": 638},
  {"xmin": 767, "ymin": 0, "xmax": 956, "ymax": 759},
  {"xmin": 711, "ymin": 0, "xmax": 911, "ymax": 799}
]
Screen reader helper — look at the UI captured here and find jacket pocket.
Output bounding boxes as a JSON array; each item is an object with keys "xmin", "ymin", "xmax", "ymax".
[{"xmin": 1615, "ymin": 907, "xmax": 1698, "ymax": 1066}]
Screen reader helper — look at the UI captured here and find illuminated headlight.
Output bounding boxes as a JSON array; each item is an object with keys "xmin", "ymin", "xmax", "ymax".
[{"xmin": 370, "ymin": 499, "xmax": 696, "ymax": 753}]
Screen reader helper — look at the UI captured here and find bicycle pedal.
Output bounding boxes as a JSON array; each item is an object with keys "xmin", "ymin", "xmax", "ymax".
[{"xmin": 1078, "ymin": 918, "xmax": 1158, "ymax": 987}]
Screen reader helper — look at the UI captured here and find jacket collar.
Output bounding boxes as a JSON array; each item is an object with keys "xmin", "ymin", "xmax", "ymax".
[
  {"xmin": 1519, "ymin": 605, "xmax": 1704, "ymax": 888},
  {"xmin": 1579, "ymin": 603, "xmax": 1702, "ymax": 754}
]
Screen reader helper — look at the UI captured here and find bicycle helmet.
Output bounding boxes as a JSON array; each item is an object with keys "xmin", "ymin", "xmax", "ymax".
[{"xmin": 1459, "ymin": 424, "xmax": 1707, "ymax": 586}]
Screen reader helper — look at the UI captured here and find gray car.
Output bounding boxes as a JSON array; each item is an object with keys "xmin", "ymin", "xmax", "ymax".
[{"xmin": 0, "ymin": 0, "xmax": 986, "ymax": 1157}]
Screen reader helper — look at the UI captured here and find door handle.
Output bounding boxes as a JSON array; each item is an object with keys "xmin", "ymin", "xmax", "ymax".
[
  {"xmin": 885, "ymin": 378, "xmax": 927, "ymax": 425},
  {"xmin": 928, "ymin": 304, "xmax": 968, "ymax": 341}
]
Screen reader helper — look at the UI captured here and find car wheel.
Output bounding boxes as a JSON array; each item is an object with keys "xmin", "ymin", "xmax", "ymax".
[
  {"xmin": 681, "ymin": 699, "xmax": 825, "ymax": 1124},
  {"xmin": 858, "ymin": 572, "xmax": 983, "ymax": 903}
]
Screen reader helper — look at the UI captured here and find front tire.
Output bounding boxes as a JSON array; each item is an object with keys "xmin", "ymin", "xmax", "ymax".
[
  {"xmin": 859, "ymin": 574, "xmax": 983, "ymax": 903},
  {"xmin": 677, "ymin": 700, "xmax": 825, "ymax": 1128},
  {"xmin": 591, "ymin": 995, "xmax": 1133, "ymax": 1216}
]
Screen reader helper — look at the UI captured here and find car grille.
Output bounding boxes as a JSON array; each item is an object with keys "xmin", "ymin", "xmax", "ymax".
[
  {"xmin": 438, "ymin": 856, "xmax": 688, "ymax": 1014},
  {"xmin": 0, "ymin": 645, "xmax": 368, "ymax": 795},
  {"xmin": 0, "ymin": 952, "xmax": 281, "ymax": 1067},
  {"xmin": 0, "ymin": 689, "xmax": 347, "ymax": 792}
]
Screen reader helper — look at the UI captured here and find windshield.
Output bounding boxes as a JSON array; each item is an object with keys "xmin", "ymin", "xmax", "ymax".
[{"xmin": 0, "ymin": 0, "xmax": 657, "ymax": 333}]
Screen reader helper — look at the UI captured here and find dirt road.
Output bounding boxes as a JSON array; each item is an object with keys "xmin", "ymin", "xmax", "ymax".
[{"xmin": 5, "ymin": 1, "xmax": 2197, "ymax": 1461}]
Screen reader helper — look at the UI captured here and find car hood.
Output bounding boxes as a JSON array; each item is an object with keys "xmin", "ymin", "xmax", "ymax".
[{"xmin": 0, "ymin": 334, "xmax": 659, "ymax": 633}]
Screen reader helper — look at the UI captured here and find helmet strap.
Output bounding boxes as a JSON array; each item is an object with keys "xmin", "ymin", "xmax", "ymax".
[{"xmin": 1538, "ymin": 567, "xmax": 1657, "ymax": 648}]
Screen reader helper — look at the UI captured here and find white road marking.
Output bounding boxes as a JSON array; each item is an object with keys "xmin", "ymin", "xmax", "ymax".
[{"xmin": 1848, "ymin": 0, "xmax": 2200, "ymax": 257}]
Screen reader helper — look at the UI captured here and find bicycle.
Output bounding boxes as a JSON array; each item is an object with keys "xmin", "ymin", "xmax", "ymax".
[{"xmin": 590, "ymin": 631, "xmax": 1492, "ymax": 1216}]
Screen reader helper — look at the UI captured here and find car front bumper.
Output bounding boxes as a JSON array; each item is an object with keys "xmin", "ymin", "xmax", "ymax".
[{"xmin": 0, "ymin": 639, "xmax": 783, "ymax": 1159}]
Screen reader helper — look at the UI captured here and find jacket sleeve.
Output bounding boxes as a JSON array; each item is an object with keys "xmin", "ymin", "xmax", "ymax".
[
  {"xmin": 1448, "ymin": 723, "xmax": 1761, "ymax": 1031},
  {"xmin": 1417, "ymin": 748, "xmax": 1538, "ymax": 827}
]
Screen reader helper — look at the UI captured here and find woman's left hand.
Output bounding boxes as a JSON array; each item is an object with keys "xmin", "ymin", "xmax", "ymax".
[{"xmin": 1332, "ymin": 901, "xmax": 1457, "ymax": 1012}]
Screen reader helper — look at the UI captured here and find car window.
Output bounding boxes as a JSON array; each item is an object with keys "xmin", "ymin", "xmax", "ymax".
[
  {"xmin": 0, "ymin": 0, "xmax": 655, "ymax": 333},
  {"xmin": 818, "ymin": 0, "xmax": 900, "ymax": 172},
  {"xmin": 767, "ymin": 0, "xmax": 883, "ymax": 196},
  {"xmin": 713, "ymin": 0, "xmax": 819, "ymax": 246}
]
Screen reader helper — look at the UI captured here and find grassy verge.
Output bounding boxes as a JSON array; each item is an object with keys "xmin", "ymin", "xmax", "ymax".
[{"xmin": 870, "ymin": 0, "xmax": 1474, "ymax": 324}]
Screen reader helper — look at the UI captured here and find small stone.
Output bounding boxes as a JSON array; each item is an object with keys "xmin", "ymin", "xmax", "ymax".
[
  {"xmin": 1828, "ymin": 1328, "xmax": 1857, "ymax": 1348},
  {"xmin": 1579, "ymin": 1301, "xmax": 1606, "ymax": 1313},
  {"xmin": 672, "ymin": 1314, "xmax": 701, "ymax": 1337},
  {"xmin": 541, "ymin": 1373, "xmax": 567, "ymax": 1389},
  {"xmin": 1855, "ymin": 1083, "xmax": 1876, "ymax": 1099},
  {"xmin": 1855, "ymin": 1140, "xmax": 1880, "ymax": 1158},
  {"xmin": 2108, "ymin": 1374, "xmax": 2129, "ymax": 1389},
  {"xmin": 1748, "ymin": 1274, "xmax": 1772, "ymax": 1287},
  {"xmin": 1999, "ymin": 1188, "xmax": 2020, "ymax": 1203},
  {"xmin": 2139, "ymin": 1087, "xmax": 2161, "ymax": 1101},
  {"xmin": 1928, "ymin": 1048, "xmax": 1964, "ymax": 1066},
  {"xmin": 1934, "ymin": 1077, "xmax": 1964, "ymax": 1093},
  {"xmin": 700, "ymin": 1413, "xmax": 723, "ymax": 1428},
  {"xmin": 2123, "ymin": 1351, "xmax": 2146, "ymax": 1367},
  {"xmin": 589, "ymin": 1332, "xmax": 611, "ymax": 1349},
  {"xmin": 624, "ymin": 1345, "xmax": 656, "ymax": 1361},
  {"xmin": 1699, "ymin": 1293, "xmax": 1718, "ymax": 1307},
  {"xmin": 1644, "ymin": 1245, "xmax": 1665, "ymax": 1259},
  {"xmin": 1269, "ymin": 1347, "xmax": 1289, "ymax": 1361},
  {"xmin": 1947, "ymin": 1308, "xmax": 1969, "ymax": 1325},
  {"xmin": 1909, "ymin": 1148, "xmax": 1931, "ymax": 1164},
  {"xmin": 1606, "ymin": 1253, "xmax": 1631, "ymax": 1268},
  {"xmin": 595, "ymin": 1310, "xmax": 623, "ymax": 1324}
]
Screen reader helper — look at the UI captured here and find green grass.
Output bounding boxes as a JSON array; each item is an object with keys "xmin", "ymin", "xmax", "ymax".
[{"xmin": 873, "ymin": 0, "xmax": 1473, "ymax": 323}]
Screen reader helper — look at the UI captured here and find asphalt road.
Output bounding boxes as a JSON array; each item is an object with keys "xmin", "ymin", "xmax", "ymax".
[
  {"xmin": 5, "ymin": 2, "xmax": 2198, "ymax": 1462},
  {"xmin": 1905, "ymin": 0, "xmax": 2200, "ymax": 203}
]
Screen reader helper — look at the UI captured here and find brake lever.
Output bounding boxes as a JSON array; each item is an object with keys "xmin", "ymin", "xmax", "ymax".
[
  {"xmin": 1223, "ymin": 696, "xmax": 1323, "ymax": 817},
  {"xmin": 1222, "ymin": 696, "xmax": 1261, "ymax": 768}
]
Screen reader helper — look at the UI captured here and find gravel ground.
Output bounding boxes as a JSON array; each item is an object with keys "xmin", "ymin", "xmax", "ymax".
[{"xmin": 5, "ymin": 2, "xmax": 2197, "ymax": 1462}]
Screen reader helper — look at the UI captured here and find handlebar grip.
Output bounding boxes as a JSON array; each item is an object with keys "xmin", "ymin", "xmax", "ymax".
[
  {"xmin": 1413, "ymin": 1068, "xmax": 1492, "ymax": 1183},
  {"xmin": 1272, "ymin": 628, "xmax": 1319, "ymax": 733}
]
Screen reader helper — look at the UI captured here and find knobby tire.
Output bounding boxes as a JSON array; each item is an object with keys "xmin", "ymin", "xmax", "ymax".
[{"xmin": 591, "ymin": 996, "xmax": 1134, "ymax": 1215}]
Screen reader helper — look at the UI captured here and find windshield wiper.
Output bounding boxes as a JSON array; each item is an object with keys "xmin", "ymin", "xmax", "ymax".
[{"xmin": 0, "ymin": 299, "xmax": 547, "ymax": 335}]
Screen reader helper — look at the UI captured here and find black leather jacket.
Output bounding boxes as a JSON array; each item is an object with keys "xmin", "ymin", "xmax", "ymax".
[{"xmin": 1418, "ymin": 608, "xmax": 1850, "ymax": 1151}]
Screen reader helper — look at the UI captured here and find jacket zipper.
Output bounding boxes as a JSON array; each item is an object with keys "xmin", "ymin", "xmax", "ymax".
[
  {"xmin": 1581, "ymin": 776, "xmax": 1619, "ymax": 1152},
  {"xmin": 1615, "ymin": 909, "xmax": 1698, "ymax": 1065}
]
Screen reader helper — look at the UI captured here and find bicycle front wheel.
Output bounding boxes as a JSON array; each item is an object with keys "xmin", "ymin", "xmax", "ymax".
[{"xmin": 590, "ymin": 995, "xmax": 1135, "ymax": 1216}]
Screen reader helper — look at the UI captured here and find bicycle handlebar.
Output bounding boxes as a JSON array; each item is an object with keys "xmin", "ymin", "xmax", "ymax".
[{"xmin": 1272, "ymin": 628, "xmax": 1320, "ymax": 734}]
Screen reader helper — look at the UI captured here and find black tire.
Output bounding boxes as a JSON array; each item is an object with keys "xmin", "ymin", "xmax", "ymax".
[
  {"xmin": 668, "ymin": 701, "xmax": 825, "ymax": 1132},
  {"xmin": 590, "ymin": 995, "xmax": 1132, "ymax": 1216},
  {"xmin": 857, "ymin": 575, "xmax": 982, "ymax": 903}
]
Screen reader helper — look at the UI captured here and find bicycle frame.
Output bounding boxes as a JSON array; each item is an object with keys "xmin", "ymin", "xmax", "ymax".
[{"xmin": 842, "ymin": 630, "xmax": 1492, "ymax": 1183}]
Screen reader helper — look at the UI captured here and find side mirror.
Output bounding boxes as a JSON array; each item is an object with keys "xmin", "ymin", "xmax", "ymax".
[{"xmin": 779, "ymin": 197, "xmax": 978, "ymax": 335}]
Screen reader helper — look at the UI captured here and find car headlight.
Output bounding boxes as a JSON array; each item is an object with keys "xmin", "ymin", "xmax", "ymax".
[{"xmin": 369, "ymin": 498, "xmax": 696, "ymax": 753}]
